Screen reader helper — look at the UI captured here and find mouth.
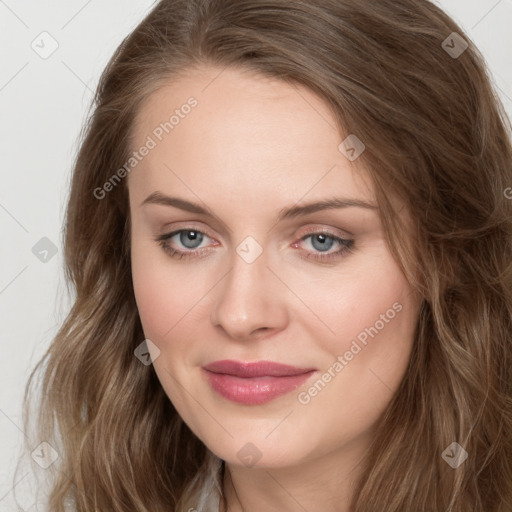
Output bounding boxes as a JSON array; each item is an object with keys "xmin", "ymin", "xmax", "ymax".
[{"xmin": 201, "ymin": 360, "xmax": 317, "ymax": 405}]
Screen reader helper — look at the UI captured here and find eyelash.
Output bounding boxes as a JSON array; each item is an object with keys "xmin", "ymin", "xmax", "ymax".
[{"xmin": 155, "ymin": 228, "xmax": 354, "ymax": 263}]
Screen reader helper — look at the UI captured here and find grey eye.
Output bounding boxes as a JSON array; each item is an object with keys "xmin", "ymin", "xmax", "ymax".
[
  {"xmin": 179, "ymin": 230, "xmax": 204, "ymax": 249},
  {"xmin": 308, "ymin": 233, "xmax": 335, "ymax": 252}
]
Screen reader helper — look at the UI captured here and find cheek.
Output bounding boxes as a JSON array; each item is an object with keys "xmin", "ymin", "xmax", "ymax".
[
  {"xmin": 133, "ymin": 279, "xmax": 171, "ymax": 339},
  {"xmin": 131, "ymin": 238, "xmax": 178, "ymax": 339},
  {"xmin": 131, "ymin": 239, "xmax": 213, "ymax": 343},
  {"xmin": 300, "ymin": 246, "xmax": 416, "ymax": 358},
  {"xmin": 292, "ymin": 262, "xmax": 419, "ymax": 448}
]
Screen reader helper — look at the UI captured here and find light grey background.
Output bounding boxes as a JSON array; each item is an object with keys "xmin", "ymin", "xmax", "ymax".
[{"xmin": 1, "ymin": 0, "xmax": 511, "ymax": 510}]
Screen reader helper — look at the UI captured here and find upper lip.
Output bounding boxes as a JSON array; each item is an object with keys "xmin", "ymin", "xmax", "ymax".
[{"xmin": 202, "ymin": 360, "xmax": 316, "ymax": 378}]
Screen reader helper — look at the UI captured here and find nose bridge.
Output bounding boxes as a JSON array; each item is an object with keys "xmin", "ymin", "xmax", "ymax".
[
  {"xmin": 210, "ymin": 235, "xmax": 288, "ymax": 338},
  {"xmin": 221, "ymin": 238, "xmax": 271, "ymax": 313}
]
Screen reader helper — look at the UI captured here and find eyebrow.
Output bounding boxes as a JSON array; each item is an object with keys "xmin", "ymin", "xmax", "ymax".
[{"xmin": 141, "ymin": 191, "xmax": 378, "ymax": 222}]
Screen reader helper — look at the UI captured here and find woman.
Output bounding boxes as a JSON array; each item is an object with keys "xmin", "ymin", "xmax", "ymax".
[{"xmin": 17, "ymin": 0, "xmax": 512, "ymax": 510}]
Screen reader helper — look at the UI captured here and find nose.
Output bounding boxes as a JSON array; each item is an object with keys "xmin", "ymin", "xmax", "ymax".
[{"xmin": 210, "ymin": 244, "xmax": 289, "ymax": 341}]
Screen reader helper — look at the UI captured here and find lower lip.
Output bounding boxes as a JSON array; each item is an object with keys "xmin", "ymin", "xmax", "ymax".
[{"xmin": 201, "ymin": 369, "xmax": 316, "ymax": 405}]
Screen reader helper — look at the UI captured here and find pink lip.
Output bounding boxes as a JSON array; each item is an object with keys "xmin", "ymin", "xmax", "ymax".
[{"xmin": 201, "ymin": 360, "xmax": 317, "ymax": 405}]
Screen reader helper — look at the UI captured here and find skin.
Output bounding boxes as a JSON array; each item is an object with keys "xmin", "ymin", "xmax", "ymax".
[{"xmin": 128, "ymin": 64, "xmax": 423, "ymax": 512}]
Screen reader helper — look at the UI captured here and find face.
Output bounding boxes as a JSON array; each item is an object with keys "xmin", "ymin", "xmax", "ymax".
[{"xmin": 128, "ymin": 65, "xmax": 422, "ymax": 470}]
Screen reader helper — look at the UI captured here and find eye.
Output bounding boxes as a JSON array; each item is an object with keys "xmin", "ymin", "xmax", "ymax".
[
  {"xmin": 155, "ymin": 229, "xmax": 215, "ymax": 260},
  {"xmin": 294, "ymin": 230, "xmax": 354, "ymax": 262}
]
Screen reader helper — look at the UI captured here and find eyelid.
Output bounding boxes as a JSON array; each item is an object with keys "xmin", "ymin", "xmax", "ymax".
[
  {"xmin": 158, "ymin": 222, "xmax": 218, "ymax": 241},
  {"xmin": 296, "ymin": 224, "xmax": 353, "ymax": 240}
]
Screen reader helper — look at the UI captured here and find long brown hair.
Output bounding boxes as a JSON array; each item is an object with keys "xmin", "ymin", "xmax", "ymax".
[{"xmin": 15, "ymin": 0, "xmax": 512, "ymax": 510}]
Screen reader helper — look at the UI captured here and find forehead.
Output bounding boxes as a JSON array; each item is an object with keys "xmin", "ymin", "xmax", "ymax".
[{"xmin": 128, "ymin": 65, "xmax": 374, "ymax": 206}]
